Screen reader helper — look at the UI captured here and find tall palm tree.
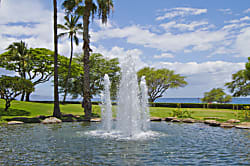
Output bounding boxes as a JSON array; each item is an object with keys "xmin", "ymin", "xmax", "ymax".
[
  {"xmin": 63, "ymin": 0, "xmax": 113, "ymax": 121},
  {"xmin": 53, "ymin": 0, "xmax": 61, "ymax": 118},
  {"xmin": 6, "ymin": 41, "xmax": 29, "ymax": 101},
  {"xmin": 58, "ymin": 14, "xmax": 82, "ymax": 104}
]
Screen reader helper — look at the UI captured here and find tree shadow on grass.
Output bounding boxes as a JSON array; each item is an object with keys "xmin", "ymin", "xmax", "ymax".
[{"xmin": 0, "ymin": 108, "xmax": 30, "ymax": 116}]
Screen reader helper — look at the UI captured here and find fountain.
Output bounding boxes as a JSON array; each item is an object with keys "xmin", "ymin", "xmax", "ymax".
[
  {"xmin": 101, "ymin": 55, "xmax": 150, "ymax": 137},
  {"xmin": 100, "ymin": 74, "xmax": 113, "ymax": 131}
]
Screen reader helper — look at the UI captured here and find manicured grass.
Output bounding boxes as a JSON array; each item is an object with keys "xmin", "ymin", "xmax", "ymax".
[{"xmin": 0, "ymin": 99, "xmax": 248, "ymax": 123}]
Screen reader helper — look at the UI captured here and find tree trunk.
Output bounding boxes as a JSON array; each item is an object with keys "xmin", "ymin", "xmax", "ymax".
[
  {"xmin": 25, "ymin": 91, "xmax": 31, "ymax": 102},
  {"xmin": 5, "ymin": 99, "xmax": 11, "ymax": 111},
  {"xmin": 20, "ymin": 91, "xmax": 25, "ymax": 101},
  {"xmin": 82, "ymin": 2, "xmax": 92, "ymax": 121},
  {"xmin": 62, "ymin": 35, "xmax": 74, "ymax": 104},
  {"xmin": 53, "ymin": 0, "xmax": 61, "ymax": 118}
]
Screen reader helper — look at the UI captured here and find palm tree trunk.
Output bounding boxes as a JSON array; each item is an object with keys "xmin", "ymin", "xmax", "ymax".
[
  {"xmin": 53, "ymin": 0, "xmax": 61, "ymax": 118},
  {"xmin": 82, "ymin": 1, "xmax": 92, "ymax": 121},
  {"xmin": 62, "ymin": 35, "xmax": 74, "ymax": 104}
]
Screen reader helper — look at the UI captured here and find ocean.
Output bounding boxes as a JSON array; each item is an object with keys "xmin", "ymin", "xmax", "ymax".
[
  {"xmin": 30, "ymin": 94, "xmax": 250, "ymax": 104},
  {"xmin": 154, "ymin": 98, "xmax": 250, "ymax": 104}
]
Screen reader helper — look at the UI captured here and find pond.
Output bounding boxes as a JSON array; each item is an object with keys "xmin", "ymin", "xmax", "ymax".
[{"xmin": 0, "ymin": 122, "xmax": 249, "ymax": 165}]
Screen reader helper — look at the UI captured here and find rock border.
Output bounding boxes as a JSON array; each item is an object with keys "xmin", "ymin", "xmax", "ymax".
[{"xmin": 3, "ymin": 116, "xmax": 249, "ymax": 130}]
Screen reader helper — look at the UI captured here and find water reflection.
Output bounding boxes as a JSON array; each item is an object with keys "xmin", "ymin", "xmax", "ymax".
[{"xmin": 0, "ymin": 122, "xmax": 249, "ymax": 165}]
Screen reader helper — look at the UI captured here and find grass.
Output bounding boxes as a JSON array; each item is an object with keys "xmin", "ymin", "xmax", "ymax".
[{"xmin": 0, "ymin": 99, "xmax": 248, "ymax": 123}]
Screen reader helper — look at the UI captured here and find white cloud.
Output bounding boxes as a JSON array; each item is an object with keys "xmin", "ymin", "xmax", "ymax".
[
  {"xmin": 226, "ymin": 16, "xmax": 250, "ymax": 24},
  {"xmin": 92, "ymin": 25, "xmax": 227, "ymax": 52},
  {"xmin": 235, "ymin": 27, "xmax": 250, "ymax": 57},
  {"xmin": 218, "ymin": 8, "xmax": 232, "ymax": 15},
  {"xmin": 160, "ymin": 21, "xmax": 209, "ymax": 31},
  {"xmin": 154, "ymin": 53, "xmax": 174, "ymax": 59},
  {"xmin": 152, "ymin": 61, "xmax": 245, "ymax": 97},
  {"xmin": 90, "ymin": 45, "xmax": 147, "ymax": 70},
  {"xmin": 244, "ymin": 8, "xmax": 250, "ymax": 13},
  {"xmin": 156, "ymin": 7, "xmax": 207, "ymax": 21}
]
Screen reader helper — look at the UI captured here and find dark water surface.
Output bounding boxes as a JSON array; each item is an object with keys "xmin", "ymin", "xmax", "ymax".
[{"xmin": 0, "ymin": 122, "xmax": 249, "ymax": 165}]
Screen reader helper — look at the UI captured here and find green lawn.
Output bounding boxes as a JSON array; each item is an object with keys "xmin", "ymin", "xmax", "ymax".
[{"xmin": 0, "ymin": 99, "xmax": 248, "ymax": 123}]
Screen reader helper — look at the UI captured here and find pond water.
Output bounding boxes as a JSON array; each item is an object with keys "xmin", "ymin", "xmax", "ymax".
[{"xmin": 0, "ymin": 122, "xmax": 249, "ymax": 165}]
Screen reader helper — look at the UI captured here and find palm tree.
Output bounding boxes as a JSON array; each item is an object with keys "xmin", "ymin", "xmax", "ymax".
[
  {"xmin": 6, "ymin": 41, "xmax": 29, "ymax": 101},
  {"xmin": 63, "ymin": 0, "xmax": 113, "ymax": 121},
  {"xmin": 58, "ymin": 14, "xmax": 82, "ymax": 104},
  {"xmin": 53, "ymin": 0, "xmax": 61, "ymax": 118}
]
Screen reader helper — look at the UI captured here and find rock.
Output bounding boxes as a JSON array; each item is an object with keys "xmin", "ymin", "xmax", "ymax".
[
  {"xmin": 41, "ymin": 117, "xmax": 62, "ymax": 124},
  {"xmin": 227, "ymin": 119, "xmax": 240, "ymax": 123},
  {"xmin": 182, "ymin": 118, "xmax": 195, "ymax": 123},
  {"xmin": 61, "ymin": 117, "xmax": 76, "ymax": 122},
  {"xmin": 62, "ymin": 114, "xmax": 74, "ymax": 118},
  {"xmin": 5, "ymin": 117, "xmax": 41, "ymax": 123},
  {"xmin": 90, "ymin": 118, "xmax": 101, "ymax": 122},
  {"xmin": 235, "ymin": 122, "xmax": 250, "ymax": 129},
  {"xmin": 165, "ymin": 117, "xmax": 176, "ymax": 121},
  {"xmin": 204, "ymin": 120, "xmax": 220, "ymax": 127},
  {"xmin": 171, "ymin": 119, "xmax": 181, "ymax": 122},
  {"xmin": 150, "ymin": 117, "xmax": 162, "ymax": 121},
  {"xmin": 220, "ymin": 123, "xmax": 234, "ymax": 128},
  {"xmin": 7, "ymin": 121, "xmax": 24, "ymax": 125}
]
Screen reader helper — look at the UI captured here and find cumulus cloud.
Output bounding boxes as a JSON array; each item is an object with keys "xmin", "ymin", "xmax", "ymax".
[
  {"xmin": 156, "ymin": 7, "xmax": 207, "ymax": 21},
  {"xmin": 152, "ymin": 61, "xmax": 245, "ymax": 97},
  {"xmin": 90, "ymin": 45, "xmax": 147, "ymax": 70},
  {"xmin": 92, "ymin": 25, "xmax": 227, "ymax": 52}
]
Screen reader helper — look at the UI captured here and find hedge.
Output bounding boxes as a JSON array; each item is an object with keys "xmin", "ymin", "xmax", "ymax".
[{"xmin": 149, "ymin": 102, "xmax": 250, "ymax": 110}]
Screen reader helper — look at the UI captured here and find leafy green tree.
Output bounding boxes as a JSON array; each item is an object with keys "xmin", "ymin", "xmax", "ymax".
[
  {"xmin": 1, "ymin": 41, "xmax": 29, "ymax": 101},
  {"xmin": 53, "ymin": 0, "xmax": 61, "ymax": 118},
  {"xmin": 137, "ymin": 67, "xmax": 187, "ymax": 102},
  {"xmin": 0, "ymin": 76, "xmax": 34, "ymax": 111},
  {"xmin": 0, "ymin": 47, "xmax": 56, "ymax": 101},
  {"xmin": 225, "ymin": 57, "xmax": 250, "ymax": 97},
  {"xmin": 58, "ymin": 53, "xmax": 120, "ymax": 106},
  {"xmin": 58, "ymin": 14, "xmax": 82, "ymax": 104},
  {"xmin": 225, "ymin": 70, "xmax": 250, "ymax": 97},
  {"xmin": 63, "ymin": 0, "xmax": 114, "ymax": 120},
  {"xmin": 201, "ymin": 88, "xmax": 232, "ymax": 103}
]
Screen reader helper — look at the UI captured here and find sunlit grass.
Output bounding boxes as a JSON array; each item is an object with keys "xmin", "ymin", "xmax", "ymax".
[{"xmin": 0, "ymin": 99, "xmax": 247, "ymax": 123}]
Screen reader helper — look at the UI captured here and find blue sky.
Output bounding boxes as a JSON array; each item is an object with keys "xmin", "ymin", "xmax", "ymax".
[{"xmin": 0, "ymin": 0, "xmax": 250, "ymax": 99}]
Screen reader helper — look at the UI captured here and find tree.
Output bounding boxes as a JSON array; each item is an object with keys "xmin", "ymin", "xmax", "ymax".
[
  {"xmin": 58, "ymin": 53, "xmax": 120, "ymax": 106},
  {"xmin": 225, "ymin": 57, "xmax": 250, "ymax": 97},
  {"xmin": 53, "ymin": 0, "xmax": 61, "ymax": 118},
  {"xmin": 137, "ymin": 67, "xmax": 187, "ymax": 102},
  {"xmin": 1, "ymin": 41, "xmax": 29, "ymax": 101},
  {"xmin": 58, "ymin": 14, "xmax": 82, "ymax": 104},
  {"xmin": 63, "ymin": 0, "xmax": 114, "ymax": 120},
  {"xmin": 0, "ymin": 47, "xmax": 56, "ymax": 101},
  {"xmin": 201, "ymin": 88, "xmax": 232, "ymax": 103},
  {"xmin": 225, "ymin": 70, "xmax": 250, "ymax": 97},
  {"xmin": 0, "ymin": 76, "xmax": 34, "ymax": 111}
]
